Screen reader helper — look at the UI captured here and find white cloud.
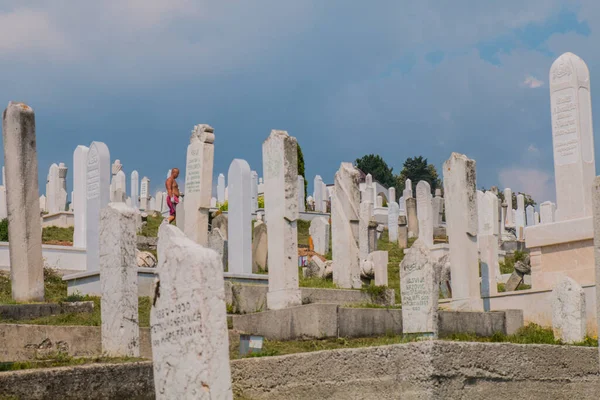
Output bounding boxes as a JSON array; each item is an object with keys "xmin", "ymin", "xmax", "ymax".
[
  {"xmin": 498, "ymin": 167, "xmax": 555, "ymax": 204},
  {"xmin": 522, "ymin": 75, "xmax": 544, "ymax": 88},
  {"xmin": 527, "ymin": 144, "xmax": 541, "ymax": 156},
  {"xmin": 0, "ymin": 8, "xmax": 69, "ymax": 56}
]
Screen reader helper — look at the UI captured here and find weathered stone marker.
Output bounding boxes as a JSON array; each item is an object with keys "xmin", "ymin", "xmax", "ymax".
[
  {"xmin": 416, "ymin": 181, "xmax": 433, "ymax": 247},
  {"xmin": 263, "ymin": 130, "xmax": 302, "ymax": 310},
  {"xmin": 184, "ymin": 124, "xmax": 215, "ymax": 246},
  {"xmin": 332, "ymin": 163, "xmax": 361, "ymax": 289},
  {"xmin": 251, "ymin": 222, "xmax": 268, "ymax": 273},
  {"xmin": 100, "ymin": 203, "xmax": 139, "ymax": 357},
  {"xmin": 85, "ymin": 141, "xmax": 111, "ymax": 271},
  {"xmin": 406, "ymin": 197, "xmax": 418, "ymax": 239},
  {"xmin": 151, "ymin": 223, "xmax": 232, "ymax": 399},
  {"xmin": 400, "ymin": 239, "xmax": 438, "ymax": 337},
  {"xmin": 552, "ymin": 277, "xmax": 586, "ymax": 344},
  {"xmin": 387, "ymin": 201, "xmax": 399, "ymax": 242},
  {"xmin": 592, "ymin": 175, "xmax": 600, "ymax": 367},
  {"xmin": 443, "ymin": 153, "xmax": 482, "ymax": 311},
  {"xmin": 2, "ymin": 102, "xmax": 44, "ymax": 302},
  {"xmin": 130, "ymin": 170, "xmax": 139, "ymax": 209},
  {"xmin": 309, "ymin": 216, "xmax": 330, "ymax": 255}
]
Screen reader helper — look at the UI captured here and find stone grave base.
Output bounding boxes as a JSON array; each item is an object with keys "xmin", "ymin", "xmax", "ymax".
[
  {"xmin": 0, "ymin": 301, "xmax": 94, "ymax": 321},
  {"xmin": 232, "ymin": 303, "xmax": 523, "ymax": 340},
  {"xmin": 41, "ymin": 211, "xmax": 74, "ymax": 228},
  {"xmin": 1, "ymin": 341, "xmax": 598, "ymax": 399}
]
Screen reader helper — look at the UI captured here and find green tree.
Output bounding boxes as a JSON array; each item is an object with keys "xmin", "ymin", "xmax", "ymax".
[
  {"xmin": 396, "ymin": 156, "xmax": 441, "ymax": 195},
  {"xmin": 297, "ymin": 142, "xmax": 307, "ymax": 200},
  {"xmin": 498, "ymin": 191, "xmax": 536, "ymax": 209},
  {"xmin": 354, "ymin": 154, "xmax": 396, "ymax": 195}
]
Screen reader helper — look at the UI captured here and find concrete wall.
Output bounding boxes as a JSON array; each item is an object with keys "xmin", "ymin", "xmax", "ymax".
[
  {"xmin": 0, "ymin": 242, "xmax": 86, "ymax": 272},
  {"xmin": 0, "ymin": 301, "xmax": 93, "ymax": 321},
  {"xmin": 0, "ymin": 342, "xmax": 598, "ymax": 399},
  {"xmin": 233, "ymin": 304, "xmax": 523, "ymax": 340}
]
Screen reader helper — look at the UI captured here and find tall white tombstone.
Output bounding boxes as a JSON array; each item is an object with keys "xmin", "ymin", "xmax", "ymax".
[
  {"xmin": 364, "ymin": 174, "xmax": 374, "ymax": 204},
  {"xmin": 309, "ymin": 216, "xmax": 330, "ymax": 255},
  {"xmin": 110, "ymin": 160, "xmax": 122, "ymax": 202},
  {"xmin": 314, "ymin": 175, "xmax": 324, "ymax": 213},
  {"xmin": 592, "ymin": 176, "xmax": 600, "ymax": 365},
  {"xmin": 100, "ymin": 203, "xmax": 139, "ymax": 357},
  {"xmin": 46, "ymin": 163, "xmax": 60, "ymax": 214},
  {"xmin": 376, "ymin": 195, "xmax": 383, "ymax": 208},
  {"xmin": 263, "ymin": 130, "xmax": 302, "ymax": 310},
  {"xmin": 399, "ymin": 196, "xmax": 406, "ymax": 215},
  {"xmin": 503, "ymin": 188, "xmax": 514, "ymax": 227},
  {"xmin": 534, "ymin": 211, "xmax": 540, "ymax": 225},
  {"xmin": 526, "ymin": 205, "xmax": 535, "ymax": 227},
  {"xmin": 403, "ymin": 178, "xmax": 413, "ymax": 199},
  {"xmin": 540, "ymin": 201, "xmax": 556, "ymax": 224},
  {"xmin": 73, "ymin": 146, "xmax": 89, "ymax": 248},
  {"xmin": 217, "ymin": 173, "xmax": 226, "ymax": 205},
  {"xmin": 250, "ymin": 170, "xmax": 259, "ymax": 212},
  {"xmin": 155, "ymin": 191, "xmax": 164, "ymax": 212},
  {"xmin": 140, "ymin": 177, "xmax": 150, "ymax": 210},
  {"xmin": 2, "ymin": 102, "xmax": 44, "ymax": 302},
  {"xmin": 297, "ymin": 175, "xmax": 306, "ymax": 212},
  {"xmin": 130, "ymin": 170, "xmax": 139, "ymax": 209},
  {"xmin": 321, "ymin": 181, "xmax": 329, "ymax": 212},
  {"xmin": 114, "ymin": 171, "xmax": 126, "ymax": 203},
  {"xmin": 432, "ymin": 189, "xmax": 444, "ymax": 227},
  {"xmin": 183, "ymin": 124, "xmax": 215, "ymax": 246},
  {"xmin": 416, "ymin": 181, "xmax": 433, "ymax": 247},
  {"xmin": 57, "ymin": 163, "xmax": 68, "ymax": 212},
  {"xmin": 443, "ymin": 153, "xmax": 482, "ymax": 311},
  {"xmin": 479, "ymin": 192, "xmax": 500, "ymax": 305},
  {"xmin": 387, "ymin": 201, "xmax": 400, "ymax": 242},
  {"xmin": 228, "ymin": 159, "xmax": 252, "ymax": 275},
  {"xmin": 39, "ymin": 195, "xmax": 46, "ymax": 212},
  {"xmin": 359, "ymin": 200, "xmax": 373, "ymax": 262},
  {"xmin": 0, "ymin": 187, "xmax": 7, "ymax": 219},
  {"xmin": 332, "ymin": 163, "xmax": 361, "ymax": 289},
  {"xmin": 515, "ymin": 194, "xmax": 526, "ymax": 240},
  {"xmin": 85, "ymin": 141, "xmax": 111, "ymax": 272},
  {"xmin": 151, "ymin": 224, "xmax": 232, "ymax": 399},
  {"xmin": 550, "ymin": 53, "xmax": 596, "ymax": 221}
]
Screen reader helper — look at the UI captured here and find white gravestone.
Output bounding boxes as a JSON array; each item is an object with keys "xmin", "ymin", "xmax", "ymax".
[
  {"xmin": 114, "ymin": 171, "xmax": 126, "ymax": 203},
  {"xmin": 399, "ymin": 196, "xmax": 406, "ymax": 215},
  {"xmin": 387, "ymin": 201, "xmax": 400, "ymax": 243},
  {"xmin": 592, "ymin": 176, "xmax": 600, "ymax": 363},
  {"xmin": 550, "ymin": 53, "xmax": 596, "ymax": 221},
  {"xmin": 332, "ymin": 163, "xmax": 362, "ymax": 289},
  {"xmin": 321, "ymin": 182, "xmax": 328, "ymax": 212},
  {"xmin": 39, "ymin": 195, "xmax": 46, "ymax": 212},
  {"xmin": 443, "ymin": 153, "xmax": 482, "ymax": 311},
  {"xmin": 552, "ymin": 276, "xmax": 586, "ymax": 344},
  {"xmin": 140, "ymin": 177, "xmax": 150, "ymax": 210},
  {"xmin": 131, "ymin": 170, "xmax": 139, "ymax": 209},
  {"xmin": 359, "ymin": 200, "xmax": 374, "ymax": 262},
  {"xmin": 526, "ymin": 205, "xmax": 535, "ymax": 227},
  {"xmin": 403, "ymin": 178, "xmax": 413, "ymax": 199},
  {"xmin": 432, "ymin": 189, "xmax": 444, "ymax": 227},
  {"xmin": 184, "ymin": 124, "xmax": 215, "ymax": 246},
  {"xmin": 151, "ymin": 224, "xmax": 232, "ymax": 399},
  {"xmin": 388, "ymin": 187, "xmax": 396, "ymax": 203},
  {"xmin": 217, "ymin": 173, "xmax": 225, "ymax": 205},
  {"xmin": 0, "ymin": 187, "xmax": 7, "ymax": 219},
  {"xmin": 376, "ymin": 195, "xmax": 383, "ymax": 208},
  {"xmin": 309, "ymin": 216, "xmax": 330, "ymax": 255},
  {"xmin": 416, "ymin": 181, "xmax": 433, "ymax": 247},
  {"xmin": 297, "ymin": 175, "xmax": 306, "ymax": 212},
  {"xmin": 57, "ymin": 163, "xmax": 68, "ymax": 212},
  {"xmin": 400, "ymin": 239, "xmax": 439, "ymax": 337},
  {"xmin": 503, "ymin": 188, "xmax": 514, "ymax": 227},
  {"xmin": 364, "ymin": 174, "xmax": 374, "ymax": 204},
  {"xmin": 100, "ymin": 203, "xmax": 139, "ymax": 357},
  {"xmin": 314, "ymin": 175, "xmax": 324, "ymax": 213},
  {"xmin": 540, "ymin": 201, "xmax": 556, "ymax": 224},
  {"xmin": 73, "ymin": 145, "xmax": 89, "ymax": 248},
  {"xmin": 2, "ymin": 102, "xmax": 44, "ymax": 302},
  {"xmin": 534, "ymin": 211, "xmax": 540, "ymax": 225},
  {"xmin": 515, "ymin": 194, "xmax": 526, "ymax": 240},
  {"xmin": 155, "ymin": 191, "xmax": 164, "ymax": 212},
  {"xmin": 263, "ymin": 130, "xmax": 302, "ymax": 310},
  {"xmin": 85, "ymin": 141, "xmax": 111, "ymax": 272},
  {"xmin": 46, "ymin": 163, "xmax": 60, "ymax": 214},
  {"xmin": 228, "ymin": 159, "xmax": 252, "ymax": 275}
]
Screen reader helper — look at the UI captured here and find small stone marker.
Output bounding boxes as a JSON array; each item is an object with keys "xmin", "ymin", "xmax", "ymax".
[
  {"xmin": 403, "ymin": 178, "xmax": 413, "ymax": 199},
  {"xmin": 432, "ymin": 189, "xmax": 444, "ymax": 227},
  {"xmin": 2, "ymin": 102, "xmax": 44, "ymax": 302},
  {"xmin": 515, "ymin": 194, "xmax": 526, "ymax": 240},
  {"xmin": 251, "ymin": 170, "xmax": 259, "ymax": 212},
  {"xmin": 151, "ymin": 224, "xmax": 233, "ymax": 399},
  {"xmin": 552, "ymin": 277, "xmax": 586, "ymax": 344},
  {"xmin": 309, "ymin": 216, "xmax": 330, "ymax": 255},
  {"xmin": 263, "ymin": 130, "xmax": 302, "ymax": 309},
  {"xmin": 140, "ymin": 177, "xmax": 150, "ymax": 210},
  {"xmin": 227, "ymin": 159, "xmax": 252, "ymax": 275},
  {"xmin": 359, "ymin": 200, "xmax": 373, "ymax": 262},
  {"xmin": 208, "ymin": 228, "xmax": 228, "ymax": 270},
  {"xmin": 503, "ymin": 188, "xmax": 513, "ymax": 227},
  {"xmin": 526, "ymin": 205, "xmax": 535, "ymax": 227},
  {"xmin": 85, "ymin": 141, "xmax": 111, "ymax": 271},
  {"xmin": 388, "ymin": 187, "xmax": 396, "ymax": 203},
  {"xmin": 400, "ymin": 239, "xmax": 438, "ymax": 337},
  {"xmin": 540, "ymin": 201, "xmax": 556, "ymax": 224},
  {"xmin": 217, "ymin": 173, "xmax": 226, "ymax": 204},
  {"xmin": 331, "ymin": 162, "xmax": 361, "ymax": 289},
  {"xmin": 369, "ymin": 250, "xmax": 389, "ymax": 286},
  {"xmin": 100, "ymin": 203, "xmax": 139, "ymax": 357},
  {"xmin": 251, "ymin": 222, "xmax": 268, "ymax": 273},
  {"xmin": 314, "ymin": 175, "xmax": 324, "ymax": 213},
  {"xmin": 130, "ymin": 170, "xmax": 139, "ymax": 209},
  {"xmin": 406, "ymin": 197, "xmax": 418, "ymax": 239},
  {"xmin": 398, "ymin": 215, "xmax": 408, "ymax": 248}
]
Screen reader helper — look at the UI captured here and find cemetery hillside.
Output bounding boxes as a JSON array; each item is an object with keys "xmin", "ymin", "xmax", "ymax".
[{"xmin": 2, "ymin": 3, "xmax": 600, "ymax": 399}]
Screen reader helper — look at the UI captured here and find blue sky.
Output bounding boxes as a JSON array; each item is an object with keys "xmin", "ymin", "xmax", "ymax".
[{"xmin": 0, "ymin": 1, "xmax": 598, "ymax": 204}]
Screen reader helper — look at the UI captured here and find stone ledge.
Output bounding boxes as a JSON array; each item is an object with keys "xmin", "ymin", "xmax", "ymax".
[
  {"xmin": 0, "ymin": 301, "xmax": 94, "ymax": 321},
  {"xmin": 525, "ymin": 216, "xmax": 593, "ymax": 248}
]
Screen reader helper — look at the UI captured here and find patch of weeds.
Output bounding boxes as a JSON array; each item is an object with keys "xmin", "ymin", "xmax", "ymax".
[
  {"xmin": 361, "ymin": 282, "xmax": 389, "ymax": 304},
  {"xmin": 63, "ymin": 292, "xmax": 92, "ymax": 302},
  {"xmin": 42, "ymin": 226, "xmax": 74, "ymax": 244},
  {"xmin": 138, "ymin": 214, "xmax": 163, "ymax": 238},
  {"xmin": 297, "ymin": 220, "xmax": 310, "ymax": 247},
  {"xmin": 0, "ymin": 353, "xmax": 144, "ymax": 372},
  {"xmin": 443, "ymin": 324, "xmax": 564, "ymax": 345},
  {"xmin": 344, "ymin": 303, "xmax": 401, "ymax": 309},
  {"xmin": 0, "ymin": 218, "xmax": 8, "ymax": 241},
  {"xmin": 226, "ymin": 303, "xmax": 234, "ymax": 314},
  {"xmin": 299, "ymin": 274, "xmax": 339, "ymax": 289},
  {"xmin": 377, "ymin": 229, "xmax": 404, "ymax": 304}
]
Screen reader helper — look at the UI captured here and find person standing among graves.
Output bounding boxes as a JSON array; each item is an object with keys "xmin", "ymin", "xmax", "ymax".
[{"xmin": 165, "ymin": 168, "xmax": 180, "ymax": 224}]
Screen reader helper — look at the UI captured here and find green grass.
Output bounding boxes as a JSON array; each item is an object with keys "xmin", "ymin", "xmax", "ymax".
[
  {"xmin": 299, "ymin": 267, "xmax": 339, "ymax": 289},
  {"xmin": 344, "ymin": 303, "xmax": 402, "ymax": 309},
  {"xmin": 497, "ymin": 283, "xmax": 532, "ymax": 293},
  {"xmin": 138, "ymin": 214, "xmax": 163, "ymax": 237},
  {"xmin": 0, "ymin": 268, "xmax": 69, "ymax": 304},
  {"xmin": 499, "ymin": 250, "xmax": 527, "ymax": 275},
  {"xmin": 0, "ymin": 353, "xmax": 144, "ymax": 372},
  {"xmin": 41, "ymin": 226, "xmax": 74, "ymax": 243},
  {"xmin": 376, "ymin": 229, "xmax": 406, "ymax": 304},
  {"xmin": 297, "ymin": 220, "xmax": 310, "ymax": 247}
]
